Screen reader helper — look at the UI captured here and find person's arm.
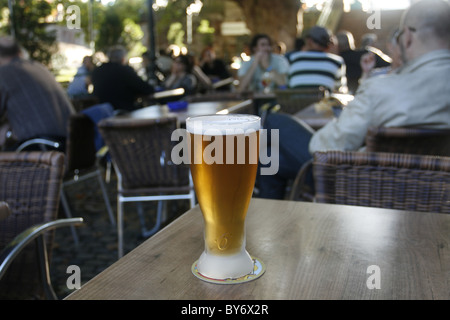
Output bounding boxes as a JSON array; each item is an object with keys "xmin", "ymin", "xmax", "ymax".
[
  {"xmin": 237, "ymin": 57, "xmax": 260, "ymax": 92},
  {"xmin": 123, "ymin": 66, "xmax": 154, "ymax": 95},
  {"xmin": 359, "ymin": 52, "xmax": 376, "ymax": 82},
  {"xmin": 270, "ymin": 55, "xmax": 289, "ymax": 87},
  {"xmin": 192, "ymin": 65, "xmax": 212, "ymax": 89},
  {"xmin": 309, "ymin": 81, "xmax": 373, "ymax": 153},
  {"xmin": 179, "ymin": 74, "xmax": 198, "ymax": 95}
]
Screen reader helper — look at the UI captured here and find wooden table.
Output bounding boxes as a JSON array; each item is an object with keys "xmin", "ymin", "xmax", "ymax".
[
  {"xmin": 124, "ymin": 100, "xmax": 254, "ymax": 124},
  {"xmin": 66, "ymin": 199, "xmax": 450, "ymax": 300}
]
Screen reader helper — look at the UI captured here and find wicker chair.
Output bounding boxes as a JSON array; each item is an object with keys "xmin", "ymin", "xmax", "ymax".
[
  {"xmin": 16, "ymin": 113, "xmax": 115, "ymax": 245},
  {"xmin": 312, "ymin": 151, "xmax": 450, "ymax": 214},
  {"xmin": 365, "ymin": 126, "xmax": 450, "ymax": 156},
  {"xmin": 98, "ymin": 116, "xmax": 196, "ymax": 258},
  {"xmin": 70, "ymin": 95, "xmax": 100, "ymax": 113},
  {"xmin": 59, "ymin": 113, "xmax": 115, "ymax": 230},
  {"xmin": 0, "ymin": 152, "xmax": 83, "ymax": 299},
  {"xmin": 289, "ymin": 126, "xmax": 450, "ymax": 201},
  {"xmin": 274, "ymin": 87, "xmax": 327, "ymax": 115}
]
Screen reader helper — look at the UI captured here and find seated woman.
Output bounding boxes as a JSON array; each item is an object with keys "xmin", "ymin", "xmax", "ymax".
[{"xmin": 161, "ymin": 54, "xmax": 197, "ymax": 98}]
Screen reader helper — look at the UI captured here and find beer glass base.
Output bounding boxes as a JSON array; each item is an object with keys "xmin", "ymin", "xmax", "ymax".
[
  {"xmin": 192, "ymin": 254, "xmax": 265, "ymax": 284},
  {"xmin": 195, "ymin": 250, "xmax": 254, "ymax": 280}
]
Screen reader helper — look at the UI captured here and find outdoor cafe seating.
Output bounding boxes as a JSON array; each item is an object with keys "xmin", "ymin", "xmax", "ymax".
[
  {"xmin": 289, "ymin": 126, "xmax": 450, "ymax": 202},
  {"xmin": 98, "ymin": 116, "xmax": 196, "ymax": 258},
  {"xmin": 15, "ymin": 112, "xmax": 116, "ymax": 245},
  {"xmin": 311, "ymin": 150, "xmax": 450, "ymax": 214},
  {"xmin": 2, "ymin": 93, "xmax": 450, "ymax": 299},
  {"xmin": 0, "ymin": 151, "xmax": 83, "ymax": 299}
]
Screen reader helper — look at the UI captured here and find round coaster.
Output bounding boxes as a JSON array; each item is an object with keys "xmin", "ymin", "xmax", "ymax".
[{"xmin": 191, "ymin": 256, "xmax": 265, "ymax": 284}]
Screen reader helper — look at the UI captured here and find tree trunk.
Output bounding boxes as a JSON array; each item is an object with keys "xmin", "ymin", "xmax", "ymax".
[{"xmin": 230, "ymin": 0, "xmax": 301, "ymax": 51}]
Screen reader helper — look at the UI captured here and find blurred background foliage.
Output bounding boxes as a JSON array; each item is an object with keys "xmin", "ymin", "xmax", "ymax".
[{"xmin": 0, "ymin": 0, "xmax": 299, "ymax": 68}]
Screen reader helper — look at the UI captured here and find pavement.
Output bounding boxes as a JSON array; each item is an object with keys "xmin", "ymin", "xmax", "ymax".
[{"xmin": 50, "ymin": 169, "xmax": 191, "ymax": 299}]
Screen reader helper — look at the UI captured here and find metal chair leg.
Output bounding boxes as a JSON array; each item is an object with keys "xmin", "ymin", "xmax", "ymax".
[
  {"xmin": 96, "ymin": 169, "xmax": 115, "ymax": 226},
  {"xmin": 36, "ymin": 235, "xmax": 58, "ymax": 300},
  {"xmin": 117, "ymin": 196, "xmax": 124, "ymax": 259},
  {"xmin": 105, "ymin": 160, "xmax": 112, "ymax": 183},
  {"xmin": 140, "ymin": 200, "xmax": 164, "ymax": 239},
  {"xmin": 59, "ymin": 189, "xmax": 80, "ymax": 246},
  {"xmin": 189, "ymin": 174, "xmax": 196, "ymax": 208}
]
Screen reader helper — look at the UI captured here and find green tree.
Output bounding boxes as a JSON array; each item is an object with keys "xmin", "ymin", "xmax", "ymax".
[
  {"xmin": 150, "ymin": 0, "xmax": 301, "ymax": 60},
  {"xmin": 94, "ymin": 0, "xmax": 147, "ymax": 55},
  {"xmin": 154, "ymin": 0, "xmax": 192, "ymax": 48},
  {"xmin": 95, "ymin": 5, "xmax": 124, "ymax": 52},
  {"xmin": 0, "ymin": 0, "xmax": 57, "ymax": 66},
  {"xmin": 230, "ymin": 0, "xmax": 301, "ymax": 50}
]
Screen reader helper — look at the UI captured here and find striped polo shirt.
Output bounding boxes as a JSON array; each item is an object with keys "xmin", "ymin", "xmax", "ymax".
[{"xmin": 288, "ymin": 51, "xmax": 347, "ymax": 92}]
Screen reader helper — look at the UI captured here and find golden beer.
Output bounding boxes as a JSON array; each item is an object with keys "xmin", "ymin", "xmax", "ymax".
[{"xmin": 186, "ymin": 114, "xmax": 260, "ymax": 279}]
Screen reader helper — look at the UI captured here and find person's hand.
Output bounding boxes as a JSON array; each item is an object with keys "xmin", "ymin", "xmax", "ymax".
[
  {"xmin": 253, "ymin": 50, "xmax": 264, "ymax": 62},
  {"xmin": 254, "ymin": 50, "xmax": 270, "ymax": 70},
  {"xmin": 360, "ymin": 52, "xmax": 376, "ymax": 74}
]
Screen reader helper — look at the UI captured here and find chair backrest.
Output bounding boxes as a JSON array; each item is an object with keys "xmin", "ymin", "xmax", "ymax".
[
  {"xmin": 0, "ymin": 151, "xmax": 65, "ymax": 298},
  {"xmin": 65, "ymin": 113, "xmax": 98, "ymax": 174},
  {"xmin": 274, "ymin": 87, "xmax": 327, "ymax": 114},
  {"xmin": 70, "ymin": 95, "xmax": 100, "ymax": 113},
  {"xmin": 365, "ymin": 127, "xmax": 450, "ymax": 156},
  {"xmin": 98, "ymin": 117, "xmax": 190, "ymax": 190},
  {"xmin": 313, "ymin": 151, "xmax": 450, "ymax": 214},
  {"xmin": 185, "ymin": 91, "xmax": 252, "ymax": 102}
]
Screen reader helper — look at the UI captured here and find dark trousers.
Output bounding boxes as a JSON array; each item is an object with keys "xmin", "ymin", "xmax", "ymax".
[{"xmin": 258, "ymin": 113, "xmax": 314, "ymax": 199}]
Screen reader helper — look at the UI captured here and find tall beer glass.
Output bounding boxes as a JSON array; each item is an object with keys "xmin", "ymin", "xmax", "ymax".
[{"xmin": 186, "ymin": 114, "xmax": 260, "ymax": 280}]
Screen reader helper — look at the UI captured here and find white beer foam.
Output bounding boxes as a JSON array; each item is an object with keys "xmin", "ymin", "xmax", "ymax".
[{"xmin": 186, "ymin": 114, "xmax": 260, "ymax": 135}]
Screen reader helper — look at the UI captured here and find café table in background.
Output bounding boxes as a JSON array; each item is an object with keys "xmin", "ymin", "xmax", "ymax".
[
  {"xmin": 293, "ymin": 104, "xmax": 333, "ymax": 130},
  {"xmin": 66, "ymin": 198, "xmax": 450, "ymax": 300},
  {"xmin": 122, "ymin": 99, "xmax": 254, "ymax": 124},
  {"xmin": 294, "ymin": 93, "xmax": 354, "ymax": 130}
]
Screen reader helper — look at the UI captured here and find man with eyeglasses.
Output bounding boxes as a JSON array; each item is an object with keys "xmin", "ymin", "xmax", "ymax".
[{"xmin": 258, "ymin": 0, "xmax": 450, "ymax": 200}]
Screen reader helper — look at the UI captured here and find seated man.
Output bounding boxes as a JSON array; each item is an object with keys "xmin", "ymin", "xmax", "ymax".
[
  {"xmin": 92, "ymin": 45, "xmax": 154, "ymax": 112},
  {"xmin": 288, "ymin": 26, "xmax": 347, "ymax": 93},
  {"xmin": 0, "ymin": 36, "xmax": 75, "ymax": 148},
  {"xmin": 258, "ymin": 0, "xmax": 450, "ymax": 199}
]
